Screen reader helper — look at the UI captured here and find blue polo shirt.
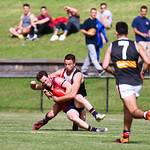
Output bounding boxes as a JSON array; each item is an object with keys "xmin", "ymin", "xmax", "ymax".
[
  {"xmin": 80, "ymin": 18, "xmax": 97, "ymax": 46},
  {"xmin": 132, "ymin": 16, "xmax": 150, "ymax": 42}
]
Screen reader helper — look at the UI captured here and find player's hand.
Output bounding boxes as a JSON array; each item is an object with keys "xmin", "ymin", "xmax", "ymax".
[
  {"xmin": 87, "ymin": 31, "xmax": 95, "ymax": 37},
  {"xmin": 30, "ymin": 81, "xmax": 36, "ymax": 89},
  {"xmin": 52, "ymin": 96, "xmax": 59, "ymax": 102},
  {"xmin": 44, "ymin": 91, "xmax": 53, "ymax": 99},
  {"xmin": 140, "ymin": 71, "xmax": 144, "ymax": 80},
  {"xmin": 64, "ymin": 6, "xmax": 70, "ymax": 11},
  {"xmin": 142, "ymin": 33, "xmax": 149, "ymax": 38}
]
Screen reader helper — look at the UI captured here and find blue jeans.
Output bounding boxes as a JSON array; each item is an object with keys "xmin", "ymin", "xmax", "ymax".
[{"xmin": 55, "ymin": 22, "xmax": 79, "ymax": 34}]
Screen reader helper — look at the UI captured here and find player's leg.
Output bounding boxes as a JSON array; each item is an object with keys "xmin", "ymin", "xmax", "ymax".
[
  {"xmin": 66, "ymin": 109, "xmax": 107, "ymax": 132},
  {"xmin": 87, "ymin": 44, "xmax": 103, "ymax": 71},
  {"xmin": 9, "ymin": 27, "xmax": 20, "ymax": 37},
  {"xmin": 72, "ymin": 108, "xmax": 86, "ymax": 131},
  {"xmin": 21, "ymin": 26, "xmax": 31, "ymax": 35},
  {"xmin": 33, "ymin": 103, "xmax": 61, "ymax": 130},
  {"xmin": 123, "ymin": 94, "xmax": 144, "ymax": 118},
  {"xmin": 74, "ymin": 94, "xmax": 105, "ymax": 121},
  {"xmin": 96, "ymin": 11, "xmax": 111, "ymax": 29},
  {"xmin": 81, "ymin": 50, "xmax": 91, "ymax": 75},
  {"xmin": 116, "ymin": 104, "xmax": 133, "ymax": 144}
]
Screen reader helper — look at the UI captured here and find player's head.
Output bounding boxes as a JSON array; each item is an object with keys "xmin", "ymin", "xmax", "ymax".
[
  {"xmin": 100, "ymin": 3, "xmax": 107, "ymax": 13},
  {"xmin": 90, "ymin": 8, "xmax": 97, "ymax": 19},
  {"xmin": 116, "ymin": 21, "xmax": 128, "ymax": 36},
  {"xmin": 140, "ymin": 6, "xmax": 147, "ymax": 18},
  {"xmin": 23, "ymin": 4, "xmax": 30, "ymax": 14},
  {"xmin": 41, "ymin": 6, "xmax": 47, "ymax": 16},
  {"xmin": 36, "ymin": 70, "xmax": 52, "ymax": 87},
  {"xmin": 64, "ymin": 54, "xmax": 76, "ymax": 73}
]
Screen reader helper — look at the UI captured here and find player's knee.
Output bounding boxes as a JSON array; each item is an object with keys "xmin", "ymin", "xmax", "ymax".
[
  {"xmin": 75, "ymin": 94, "xmax": 83, "ymax": 102},
  {"xmin": 131, "ymin": 108, "xmax": 140, "ymax": 118},
  {"xmin": 9, "ymin": 28, "xmax": 13, "ymax": 33},
  {"xmin": 68, "ymin": 114, "xmax": 77, "ymax": 122},
  {"xmin": 46, "ymin": 112, "xmax": 55, "ymax": 119}
]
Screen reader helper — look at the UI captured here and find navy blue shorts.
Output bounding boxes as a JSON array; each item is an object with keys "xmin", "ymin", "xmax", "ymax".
[{"xmin": 64, "ymin": 100, "xmax": 85, "ymax": 114}]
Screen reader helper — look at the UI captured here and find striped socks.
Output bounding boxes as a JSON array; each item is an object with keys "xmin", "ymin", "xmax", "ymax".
[
  {"xmin": 89, "ymin": 108, "xmax": 98, "ymax": 118},
  {"xmin": 88, "ymin": 125, "xmax": 97, "ymax": 132}
]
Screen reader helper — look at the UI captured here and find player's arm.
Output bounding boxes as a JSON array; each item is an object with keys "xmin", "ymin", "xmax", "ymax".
[
  {"xmin": 64, "ymin": 6, "xmax": 79, "ymax": 17},
  {"xmin": 49, "ymin": 69, "xmax": 63, "ymax": 77},
  {"xmin": 137, "ymin": 43, "xmax": 150, "ymax": 77},
  {"xmin": 81, "ymin": 29, "xmax": 95, "ymax": 37},
  {"xmin": 53, "ymin": 77, "xmax": 72, "ymax": 103},
  {"xmin": 133, "ymin": 27, "xmax": 148, "ymax": 38},
  {"xmin": 35, "ymin": 17, "xmax": 50, "ymax": 25},
  {"xmin": 148, "ymin": 29, "xmax": 150, "ymax": 37},
  {"xmin": 101, "ymin": 33, "xmax": 106, "ymax": 44},
  {"xmin": 18, "ymin": 15, "xmax": 23, "ymax": 28},
  {"xmin": 102, "ymin": 45, "xmax": 115, "ymax": 76},
  {"xmin": 30, "ymin": 81, "xmax": 44, "ymax": 90},
  {"xmin": 30, "ymin": 14, "xmax": 36, "ymax": 27}
]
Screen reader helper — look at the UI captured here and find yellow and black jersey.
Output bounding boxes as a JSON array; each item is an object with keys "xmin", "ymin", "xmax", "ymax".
[{"xmin": 110, "ymin": 38, "xmax": 142, "ymax": 85}]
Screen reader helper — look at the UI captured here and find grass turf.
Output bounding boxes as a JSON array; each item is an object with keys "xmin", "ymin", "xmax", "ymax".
[
  {"xmin": 1, "ymin": 0, "xmax": 150, "ymax": 59},
  {"xmin": 0, "ymin": 112, "xmax": 150, "ymax": 150},
  {"xmin": 0, "ymin": 78, "xmax": 150, "ymax": 113}
]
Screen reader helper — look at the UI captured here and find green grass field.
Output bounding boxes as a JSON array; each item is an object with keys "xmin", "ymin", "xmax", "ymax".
[
  {"xmin": 0, "ymin": 112, "xmax": 150, "ymax": 150},
  {"xmin": 0, "ymin": 78, "xmax": 150, "ymax": 114},
  {"xmin": 1, "ymin": 0, "xmax": 150, "ymax": 59},
  {"xmin": 1, "ymin": 0, "xmax": 150, "ymax": 149}
]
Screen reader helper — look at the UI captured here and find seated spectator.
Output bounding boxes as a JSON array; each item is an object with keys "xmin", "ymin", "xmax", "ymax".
[
  {"xmin": 96, "ymin": 3, "xmax": 112, "ymax": 29},
  {"xmin": 9, "ymin": 4, "xmax": 35, "ymax": 39},
  {"xmin": 50, "ymin": 6, "xmax": 80, "ymax": 41},
  {"xmin": 26, "ymin": 6, "xmax": 54, "ymax": 41}
]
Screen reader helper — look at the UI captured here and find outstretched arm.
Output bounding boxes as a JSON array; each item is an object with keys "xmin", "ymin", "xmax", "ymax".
[
  {"xmin": 64, "ymin": 6, "xmax": 79, "ymax": 17},
  {"xmin": 30, "ymin": 81, "xmax": 44, "ymax": 90}
]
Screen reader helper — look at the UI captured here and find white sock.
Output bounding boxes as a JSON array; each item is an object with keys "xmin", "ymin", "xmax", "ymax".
[{"xmin": 143, "ymin": 111, "xmax": 147, "ymax": 119}]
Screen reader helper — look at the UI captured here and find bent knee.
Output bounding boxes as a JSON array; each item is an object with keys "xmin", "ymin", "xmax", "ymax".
[
  {"xmin": 9, "ymin": 28, "xmax": 14, "ymax": 33},
  {"xmin": 74, "ymin": 94, "xmax": 83, "ymax": 100},
  {"xmin": 47, "ymin": 112, "xmax": 55, "ymax": 118}
]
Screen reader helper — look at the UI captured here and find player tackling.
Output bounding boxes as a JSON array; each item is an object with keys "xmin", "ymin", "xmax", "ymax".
[
  {"xmin": 103, "ymin": 21, "xmax": 150, "ymax": 143},
  {"xmin": 30, "ymin": 70, "xmax": 107, "ymax": 132}
]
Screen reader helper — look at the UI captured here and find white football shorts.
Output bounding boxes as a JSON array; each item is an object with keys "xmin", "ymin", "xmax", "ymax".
[{"xmin": 116, "ymin": 84, "xmax": 142, "ymax": 99}]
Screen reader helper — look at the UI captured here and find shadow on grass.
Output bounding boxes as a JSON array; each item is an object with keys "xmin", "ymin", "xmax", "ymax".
[{"xmin": 39, "ymin": 128, "xmax": 87, "ymax": 132}]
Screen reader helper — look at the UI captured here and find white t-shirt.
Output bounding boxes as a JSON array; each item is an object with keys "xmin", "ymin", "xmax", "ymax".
[{"xmin": 102, "ymin": 10, "xmax": 112, "ymax": 25}]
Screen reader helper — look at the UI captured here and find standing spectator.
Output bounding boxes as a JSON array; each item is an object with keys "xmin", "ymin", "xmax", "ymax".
[
  {"xmin": 50, "ymin": 6, "xmax": 80, "ymax": 41},
  {"xmin": 103, "ymin": 21, "xmax": 150, "ymax": 144},
  {"xmin": 132, "ymin": 6, "xmax": 150, "ymax": 63},
  {"xmin": 96, "ymin": 3, "xmax": 112, "ymax": 29},
  {"xmin": 26, "ymin": 6, "xmax": 54, "ymax": 41},
  {"xmin": 81, "ymin": 8, "xmax": 106, "ymax": 76},
  {"xmin": 9, "ymin": 4, "xmax": 35, "ymax": 39}
]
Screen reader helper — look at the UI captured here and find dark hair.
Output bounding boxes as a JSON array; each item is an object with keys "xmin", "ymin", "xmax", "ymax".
[
  {"xmin": 100, "ymin": 3, "xmax": 107, "ymax": 7},
  {"xmin": 23, "ymin": 4, "xmax": 30, "ymax": 8},
  {"xmin": 36, "ymin": 70, "xmax": 48, "ymax": 81},
  {"xmin": 140, "ymin": 5, "xmax": 147, "ymax": 10},
  {"xmin": 41, "ymin": 6, "xmax": 47, "ymax": 10},
  {"xmin": 116, "ymin": 21, "xmax": 128, "ymax": 35},
  {"xmin": 90, "ymin": 8, "xmax": 97, "ymax": 12},
  {"xmin": 64, "ymin": 54, "xmax": 76, "ymax": 63}
]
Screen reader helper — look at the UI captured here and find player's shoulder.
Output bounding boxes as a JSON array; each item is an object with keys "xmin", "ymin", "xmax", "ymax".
[{"xmin": 73, "ymin": 69, "xmax": 83, "ymax": 81}]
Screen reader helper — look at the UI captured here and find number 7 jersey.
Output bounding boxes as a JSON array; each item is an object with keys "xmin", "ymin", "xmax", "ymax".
[{"xmin": 110, "ymin": 38, "xmax": 142, "ymax": 85}]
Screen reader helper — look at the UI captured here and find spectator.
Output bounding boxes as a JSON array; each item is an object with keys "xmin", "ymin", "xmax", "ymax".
[
  {"xmin": 96, "ymin": 3, "xmax": 112, "ymax": 29},
  {"xmin": 132, "ymin": 5, "xmax": 150, "ymax": 64},
  {"xmin": 9, "ymin": 4, "xmax": 35, "ymax": 39},
  {"xmin": 80, "ymin": 8, "xmax": 106, "ymax": 77},
  {"xmin": 50, "ymin": 6, "xmax": 80, "ymax": 41},
  {"xmin": 26, "ymin": 6, "xmax": 54, "ymax": 41}
]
